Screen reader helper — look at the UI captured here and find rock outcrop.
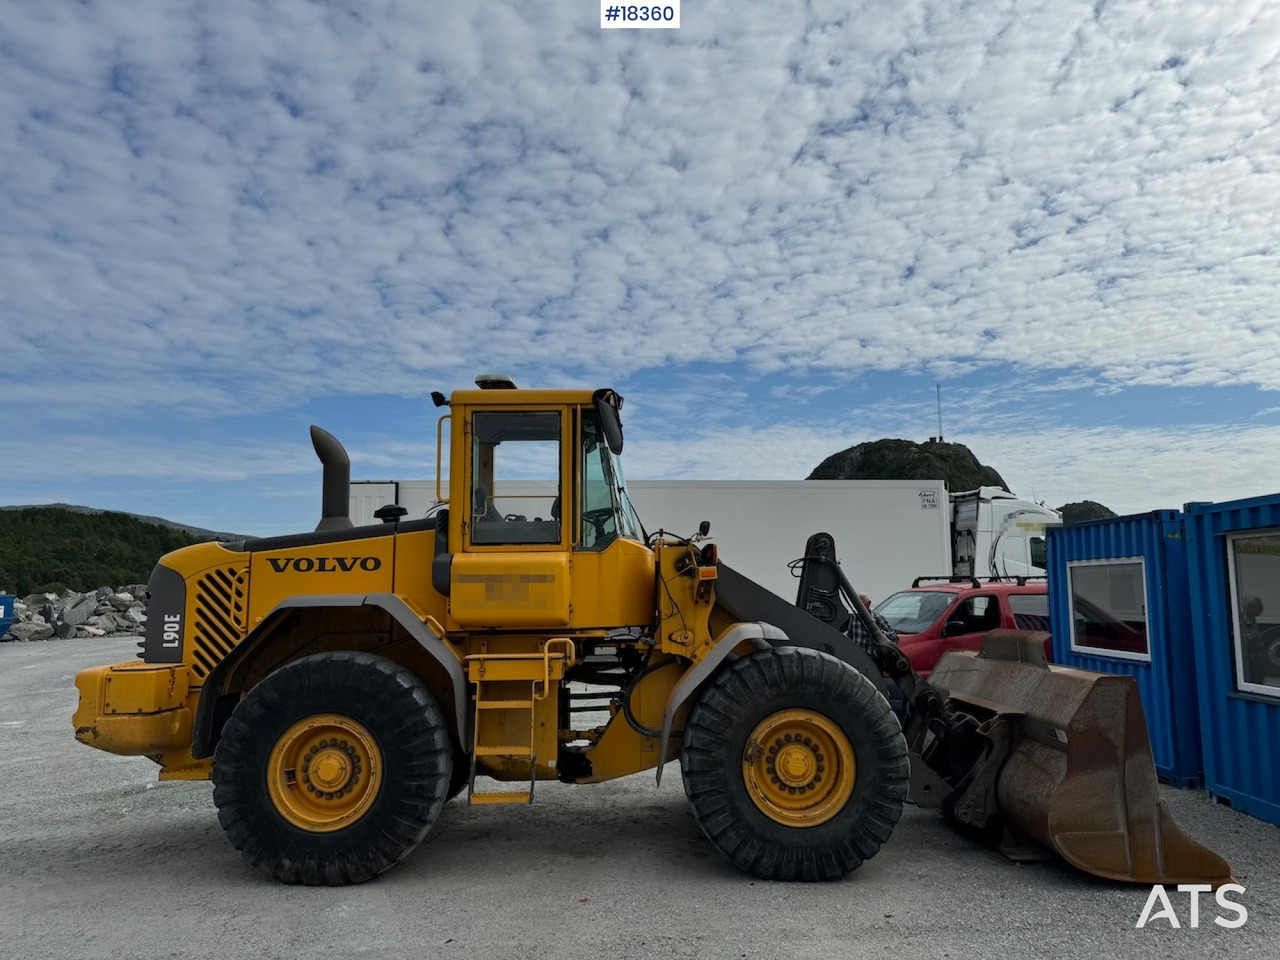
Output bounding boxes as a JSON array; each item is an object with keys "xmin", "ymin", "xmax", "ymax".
[
  {"xmin": 1057, "ymin": 500, "xmax": 1119, "ymax": 524},
  {"xmin": 807, "ymin": 438, "xmax": 1009, "ymax": 492}
]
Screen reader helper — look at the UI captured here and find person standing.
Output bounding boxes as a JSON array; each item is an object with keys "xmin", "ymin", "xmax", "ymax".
[{"xmin": 848, "ymin": 591, "xmax": 899, "ymax": 652}]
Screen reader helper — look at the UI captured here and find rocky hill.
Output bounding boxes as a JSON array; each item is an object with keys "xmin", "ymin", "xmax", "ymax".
[
  {"xmin": 0, "ymin": 503, "xmax": 246, "ymax": 541},
  {"xmin": 1057, "ymin": 500, "xmax": 1119, "ymax": 524},
  {"xmin": 807, "ymin": 439, "xmax": 1009, "ymax": 492},
  {"xmin": 0, "ymin": 506, "xmax": 218, "ymax": 596}
]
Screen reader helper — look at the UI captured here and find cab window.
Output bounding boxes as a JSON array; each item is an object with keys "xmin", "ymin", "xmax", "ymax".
[
  {"xmin": 953, "ymin": 595, "xmax": 1001, "ymax": 633},
  {"xmin": 875, "ymin": 592, "xmax": 954, "ymax": 634},
  {"xmin": 1009, "ymin": 593, "xmax": 1050, "ymax": 631},
  {"xmin": 581, "ymin": 421, "xmax": 616, "ymax": 549},
  {"xmin": 579, "ymin": 412, "xmax": 642, "ymax": 550},
  {"xmin": 1030, "ymin": 536, "xmax": 1047, "ymax": 569},
  {"xmin": 470, "ymin": 411, "xmax": 561, "ymax": 545}
]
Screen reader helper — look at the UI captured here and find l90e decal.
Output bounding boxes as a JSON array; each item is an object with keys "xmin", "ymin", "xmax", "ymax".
[
  {"xmin": 142, "ymin": 564, "xmax": 187, "ymax": 663},
  {"xmin": 162, "ymin": 614, "xmax": 182, "ymax": 649}
]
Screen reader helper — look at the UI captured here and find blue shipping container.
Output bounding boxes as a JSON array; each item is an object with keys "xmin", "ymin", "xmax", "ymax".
[
  {"xmin": 1185, "ymin": 494, "xmax": 1280, "ymax": 827},
  {"xmin": 0, "ymin": 594, "xmax": 14, "ymax": 638},
  {"xmin": 1046, "ymin": 511, "xmax": 1203, "ymax": 785}
]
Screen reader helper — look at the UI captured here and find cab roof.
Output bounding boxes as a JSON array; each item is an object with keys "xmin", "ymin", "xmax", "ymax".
[{"xmin": 448, "ymin": 387, "xmax": 606, "ymax": 406}]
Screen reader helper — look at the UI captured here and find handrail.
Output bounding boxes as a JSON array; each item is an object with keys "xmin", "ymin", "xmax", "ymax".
[
  {"xmin": 538, "ymin": 638, "xmax": 576, "ymax": 701},
  {"xmin": 435, "ymin": 413, "xmax": 450, "ymax": 505}
]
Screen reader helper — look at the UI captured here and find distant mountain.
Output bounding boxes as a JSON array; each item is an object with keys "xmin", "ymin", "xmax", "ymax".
[
  {"xmin": 0, "ymin": 503, "xmax": 249, "ymax": 542},
  {"xmin": 0, "ymin": 505, "xmax": 253, "ymax": 596},
  {"xmin": 807, "ymin": 439, "xmax": 1009, "ymax": 492},
  {"xmin": 1056, "ymin": 500, "xmax": 1119, "ymax": 524}
]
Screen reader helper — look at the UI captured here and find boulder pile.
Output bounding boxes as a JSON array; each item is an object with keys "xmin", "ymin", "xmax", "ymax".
[{"xmin": 1, "ymin": 585, "xmax": 149, "ymax": 641}]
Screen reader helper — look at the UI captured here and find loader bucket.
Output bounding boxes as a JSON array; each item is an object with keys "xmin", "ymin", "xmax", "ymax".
[{"xmin": 930, "ymin": 631, "xmax": 1232, "ymax": 886}]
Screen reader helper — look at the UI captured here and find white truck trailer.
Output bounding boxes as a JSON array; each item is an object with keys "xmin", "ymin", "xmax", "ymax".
[
  {"xmin": 624, "ymin": 480, "xmax": 949, "ymax": 604},
  {"xmin": 348, "ymin": 479, "xmax": 1059, "ymax": 604}
]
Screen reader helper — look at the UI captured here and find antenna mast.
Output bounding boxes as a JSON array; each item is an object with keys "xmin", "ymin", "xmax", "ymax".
[{"xmin": 936, "ymin": 383, "xmax": 943, "ymax": 443}]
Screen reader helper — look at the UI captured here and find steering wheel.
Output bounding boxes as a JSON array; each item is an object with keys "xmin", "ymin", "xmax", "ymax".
[{"xmin": 582, "ymin": 508, "xmax": 616, "ymax": 538}]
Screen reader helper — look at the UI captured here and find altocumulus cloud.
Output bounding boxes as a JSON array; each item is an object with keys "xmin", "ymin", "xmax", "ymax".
[{"xmin": 2, "ymin": 0, "xmax": 1280, "ymax": 532}]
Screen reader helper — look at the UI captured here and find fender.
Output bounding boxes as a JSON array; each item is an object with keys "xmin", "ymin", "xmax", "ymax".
[
  {"xmin": 655, "ymin": 621, "xmax": 785, "ymax": 785},
  {"xmin": 191, "ymin": 592, "xmax": 468, "ymax": 758}
]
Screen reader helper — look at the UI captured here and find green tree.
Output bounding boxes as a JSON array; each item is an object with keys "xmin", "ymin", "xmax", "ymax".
[{"xmin": 0, "ymin": 508, "xmax": 203, "ymax": 595}]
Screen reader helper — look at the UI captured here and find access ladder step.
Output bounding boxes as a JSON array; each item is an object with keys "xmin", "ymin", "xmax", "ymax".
[
  {"xmin": 465, "ymin": 651, "xmax": 569, "ymax": 684},
  {"xmin": 476, "ymin": 699, "xmax": 535, "ymax": 710},
  {"xmin": 469, "ymin": 790, "xmax": 533, "ymax": 806}
]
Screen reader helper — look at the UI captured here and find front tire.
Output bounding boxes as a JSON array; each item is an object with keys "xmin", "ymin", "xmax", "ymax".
[
  {"xmin": 212, "ymin": 651, "xmax": 453, "ymax": 885},
  {"xmin": 680, "ymin": 646, "xmax": 909, "ymax": 881}
]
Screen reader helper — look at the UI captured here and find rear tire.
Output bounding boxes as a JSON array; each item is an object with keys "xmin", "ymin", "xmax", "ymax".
[
  {"xmin": 212, "ymin": 651, "xmax": 453, "ymax": 885},
  {"xmin": 680, "ymin": 646, "xmax": 909, "ymax": 881}
]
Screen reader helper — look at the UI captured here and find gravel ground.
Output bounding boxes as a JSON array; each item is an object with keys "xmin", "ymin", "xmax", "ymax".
[{"xmin": 2, "ymin": 637, "xmax": 1276, "ymax": 960}]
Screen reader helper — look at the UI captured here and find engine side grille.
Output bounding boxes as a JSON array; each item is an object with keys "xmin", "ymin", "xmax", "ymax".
[{"xmin": 190, "ymin": 566, "xmax": 248, "ymax": 680}]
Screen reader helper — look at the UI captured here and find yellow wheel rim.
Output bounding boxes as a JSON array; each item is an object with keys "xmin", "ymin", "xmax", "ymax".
[
  {"xmin": 267, "ymin": 713, "xmax": 383, "ymax": 832},
  {"xmin": 742, "ymin": 709, "xmax": 856, "ymax": 828}
]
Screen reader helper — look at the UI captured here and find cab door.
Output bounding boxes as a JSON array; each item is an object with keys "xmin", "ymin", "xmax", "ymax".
[
  {"xmin": 939, "ymin": 594, "xmax": 1001, "ymax": 660},
  {"xmin": 909, "ymin": 593, "xmax": 1002, "ymax": 676},
  {"xmin": 992, "ymin": 532, "xmax": 1028, "ymax": 578},
  {"xmin": 449, "ymin": 406, "xmax": 572, "ymax": 628}
]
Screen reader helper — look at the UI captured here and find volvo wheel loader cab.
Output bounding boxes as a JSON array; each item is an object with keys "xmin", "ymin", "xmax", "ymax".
[{"xmin": 72, "ymin": 378, "xmax": 1231, "ymax": 889}]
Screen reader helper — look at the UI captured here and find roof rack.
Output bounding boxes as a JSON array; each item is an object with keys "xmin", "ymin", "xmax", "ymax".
[
  {"xmin": 910, "ymin": 574, "xmax": 1048, "ymax": 588},
  {"xmin": 990, "ymin": 575, "xmax": 1048, "ymax": 586},
  {"xmin": 912, "ymin": 575, "xmax": 982, "ymax": 589}
]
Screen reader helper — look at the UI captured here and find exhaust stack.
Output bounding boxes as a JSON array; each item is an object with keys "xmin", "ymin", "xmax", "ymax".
[{"xmin": 310, "ymin": 425, "xmax": 353, "ymax": 532}]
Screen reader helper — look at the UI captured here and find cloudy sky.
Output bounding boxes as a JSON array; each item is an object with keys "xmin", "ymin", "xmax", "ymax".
[{"xmin": 2, "ymin": 0, "xmax": 1279, "ymax": 536}]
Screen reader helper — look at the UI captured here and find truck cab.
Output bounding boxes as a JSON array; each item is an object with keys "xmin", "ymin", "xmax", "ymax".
[
  {"xmin": 951, "ymin": 487, "xmax": 1060, "ymax": 579},
  {"xmin": 873, "ymin": 577, "xmax": 1051, "ymax": 676}
]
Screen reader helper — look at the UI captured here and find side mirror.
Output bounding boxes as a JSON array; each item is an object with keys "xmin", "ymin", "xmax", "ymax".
[
  {"xmin": 943, "ymin": 620, "xmax": 968, "ymax": 638},
  {"xmin": 698, "ymin": 520, "xmax": 711, "ymax": 537},
  {"xmin": 592, "ymin": 388, "xmax": 624, "ymax": 454}
]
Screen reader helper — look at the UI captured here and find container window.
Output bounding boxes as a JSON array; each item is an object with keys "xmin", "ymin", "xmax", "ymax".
[
  {"xmin": 1068, "ymin": 558, "xmax": 1150, "ymax": 661},
  {"xmin": 1226, "ymin": 531, "xmax": 1280, "ymax": 697}
]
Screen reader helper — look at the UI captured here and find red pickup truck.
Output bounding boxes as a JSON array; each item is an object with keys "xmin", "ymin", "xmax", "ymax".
[{"xmin": 872, "ymin": 577, "xmax": 1051, "ymax": 677}]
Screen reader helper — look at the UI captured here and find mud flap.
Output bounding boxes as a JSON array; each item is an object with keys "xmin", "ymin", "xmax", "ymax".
[{"xmin": 931, "ymin": 631, "xmax": 1233, "ymax": 886}]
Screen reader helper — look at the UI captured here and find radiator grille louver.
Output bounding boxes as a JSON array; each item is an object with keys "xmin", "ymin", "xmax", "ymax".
[{"xmin": 190, "ymin": 567, "xmax": 248, "ymax": 680}]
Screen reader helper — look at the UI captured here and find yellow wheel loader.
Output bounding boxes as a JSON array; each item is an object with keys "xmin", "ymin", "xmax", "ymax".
[{"xmin": 73, "ymin": 378, "xmax": 1231, "ymax": 886}]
